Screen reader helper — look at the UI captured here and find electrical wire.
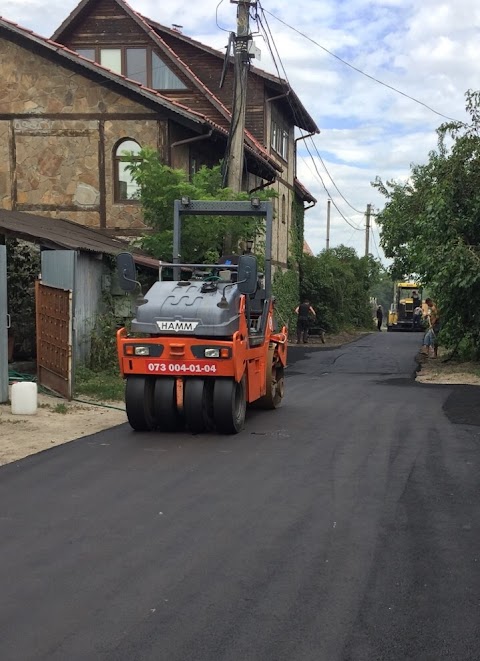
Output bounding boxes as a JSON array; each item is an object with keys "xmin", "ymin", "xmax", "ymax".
[
  {"xmin": 263, "ymin": 8, "xmax": 463, "ymax": 124},
  {"xmin": 305, "ymin": 135, "xmax": 365, "ymax": 214},
  {"xmin": 370, "ymin": 222, "xmax": 384, "ymax": 263},
  {"xmin": 300, "ymin": 151, "xmax": 363, "ymax": 231},
  {"xmin": 215, "ymin": 0, "xmax": 230, "ymax": 33},
  {"xmin": 256, "ymin": 3, "xmax": 365, "ymax": 217}
]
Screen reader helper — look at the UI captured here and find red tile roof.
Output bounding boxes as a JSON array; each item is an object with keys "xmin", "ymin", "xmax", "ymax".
[
  {"xmin": 294, "ymin": 177, "xmax": 317, "ymax": 204},
  {"xmin": 141, "ymin": 14, "xmax": 319, "ymax": 134}
]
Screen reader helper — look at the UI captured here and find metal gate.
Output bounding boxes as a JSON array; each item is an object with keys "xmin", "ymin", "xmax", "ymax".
[{"xmin": 35, "ymin": 281, "xmax": 73, "ymax": 399}]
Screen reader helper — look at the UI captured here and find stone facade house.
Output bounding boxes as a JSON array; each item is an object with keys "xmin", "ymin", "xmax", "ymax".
[{"xmin": 0, "ymin": 0, "xmax": 318, "ymax": 267}]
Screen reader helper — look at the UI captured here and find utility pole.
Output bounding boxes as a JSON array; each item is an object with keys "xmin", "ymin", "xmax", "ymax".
[
  {"xmin": 226, "ymin": 0, "xmax": 254, "ymax": 193},
  {"xmin": 365, "ymin": 203, "xmax": 372, "ymax": 257},
  {"xmin": 326, "ymin": 199, "xmax": 331, "ymax": 250}
]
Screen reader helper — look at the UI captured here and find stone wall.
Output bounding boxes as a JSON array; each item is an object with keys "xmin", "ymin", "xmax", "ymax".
[
  {"xmin": 0, "ymin": 37, "xmax": 161, "ymax": 229},
  {"xmin": 15, "ymin": 119, "xmax": 99, "ymax": 210}
]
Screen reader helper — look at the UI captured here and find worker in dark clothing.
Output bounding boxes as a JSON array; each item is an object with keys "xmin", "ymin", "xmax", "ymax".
[
  {"xmin": 412, "ymin": 291, "xmax": 421, "ymax": 310},
  {"xmin": 376, "ymin": 305, "xmax": 383, "ymax": 331},
  {"xmin": 295, "ymin": 299, "xmax": 316, "ymax": 344}
]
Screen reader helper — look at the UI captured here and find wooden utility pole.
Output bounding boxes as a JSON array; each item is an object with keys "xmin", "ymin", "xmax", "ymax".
[
  {"xmin": 326, "ymin": 199, "xmax": 331, "ymax": 250},
  {"xmin": 226, "ymin": 0, "xmax": 254, "ymax": 192},
  {"xmin": 365, "ymin": 203, "xmax": 372, "ymax": 257}
]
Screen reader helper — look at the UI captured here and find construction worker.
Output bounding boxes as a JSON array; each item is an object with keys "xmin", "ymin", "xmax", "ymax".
[
  {"xmin": 295, "ymin": 299, "xmax": 316, "ymax": 344},
  {"xmin": 421, "ymin": 298, "xmax": 440, "ymax": 357}
]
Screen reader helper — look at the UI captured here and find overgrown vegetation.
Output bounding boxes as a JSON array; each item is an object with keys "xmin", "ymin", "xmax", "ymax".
[
  {"xmin": 374, "ymin": 89, "xmax": 480, "ymax": 358},
  {"xmin": 74, "ymin": 291, "xmax": 125, "ymax": 401},
  {"xmin": 6, "ymin": 239, "xmax": 40, "ymax": 359},
  {"xmin": 300, "ymin": 246, "xmax": 380, "ymax": 333},
  {"xmin": 272, "ymin": 268, "xmax": 300, "ymax": 332},
  {"xmin": 88, "ymin": 292, "xmax": 119, "ymax": 373}
]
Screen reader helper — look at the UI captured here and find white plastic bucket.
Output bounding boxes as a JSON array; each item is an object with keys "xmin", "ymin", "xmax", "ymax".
[{"xmin": 11, "ymin": 381, "xmax": 38, "ymax": 415}]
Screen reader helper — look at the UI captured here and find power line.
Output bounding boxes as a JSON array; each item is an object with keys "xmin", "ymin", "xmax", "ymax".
[
  {"xmin": 215, "ymin": 0, "xmax": 230, "ymax": 33},
  {"xmin": 256, "ymin": 3, "xmax": 365, "ymax": 218},
  {"xmin": 303, "ymin": 135, "xmax": 365, "ymax": 214},
  {"xmin": 370, "ymin": 223, "xmax": 384, "ymax": 263},
  {"xmin": 263, "ymin": 8, "xmax": 463, "ymax": 124},
  {"xmin": 300, "ymin": 150, "xmax": 363, "ymax": 231}
]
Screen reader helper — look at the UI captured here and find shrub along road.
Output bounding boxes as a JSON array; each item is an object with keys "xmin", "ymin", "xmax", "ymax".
[{"xmin": 0, "ymin": 332, "xmax": 479, "ymax": 660}]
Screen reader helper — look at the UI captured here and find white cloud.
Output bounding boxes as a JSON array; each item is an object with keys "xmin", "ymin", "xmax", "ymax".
[{"xmin": 2, "ymin": 0, "xmax": 479, "ymax": 260}]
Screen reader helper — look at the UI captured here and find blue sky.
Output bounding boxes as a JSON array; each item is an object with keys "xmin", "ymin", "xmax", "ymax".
[{"xmin": 2, "ymin": 0, "xmax": 479, "ymax": 262}]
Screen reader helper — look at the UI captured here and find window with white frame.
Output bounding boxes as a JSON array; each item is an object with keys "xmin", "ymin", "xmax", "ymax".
[
  {"xmin": 114, "ymin": 139, "xmax": 142, "ymax": 202},
  {"xmin": 271, "ymin": 119, "xmax": 289, "ymax": 161}
]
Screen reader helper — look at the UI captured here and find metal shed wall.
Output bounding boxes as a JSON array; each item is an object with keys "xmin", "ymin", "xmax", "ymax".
[{"xmin": 74, "ymin": 253, "xmax": 105, "ymax": 364}]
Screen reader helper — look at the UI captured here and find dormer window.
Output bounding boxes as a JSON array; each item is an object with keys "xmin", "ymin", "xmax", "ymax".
[{"xmin": 75, "ymin": 46, "xmax": 186, "ymax": 91}]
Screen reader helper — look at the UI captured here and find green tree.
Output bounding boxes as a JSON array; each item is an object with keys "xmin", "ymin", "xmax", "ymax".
[
  {"xmin": 300, "ymin": 246, "xmax": 376, "ymax": 333},
  {"xmin": 373, "ymin": 90, "xmax": 480, "ymax": 357},
  {"xmin": 127, "ymin": 149, "xmax": 274, "ymax": 262}
]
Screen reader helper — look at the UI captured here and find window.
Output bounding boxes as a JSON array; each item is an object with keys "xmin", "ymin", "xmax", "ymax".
[
  {"xmin": 281, "ymin": 194, "xmax": 286, "ymax": 224},
  {"xmin": 114, "ymin": 139, "xmax": 142, "ymax": 202},
  {"xmin": 75, "ymin": 45, "xmax": 187, "ymax": 90},
  {"xmin": 126, "ymin": 48, "xmax": 147, "ymax": 86},
  {"xmin": 189, "ymin": 155, "xmax": 198, "ymax": 180},
  {"xmin": 271, "ymin": 119, "xmax": 289, "ymax": 161},
  {"xmin": 77, "ymin": 48, "xmax": 95, "ymax": 61},
  {"xmin": 152, "ymin": 52, "xmax": 185, "ymax": 90},
  {"xmin": 100, "ymin": 48, "xmax": 122, "ymax": 74}
]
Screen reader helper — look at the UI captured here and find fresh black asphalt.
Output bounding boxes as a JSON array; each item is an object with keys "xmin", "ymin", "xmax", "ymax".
[{"xmin": 1, "ymin": 331, "xmax": 479, "ymax": 660}]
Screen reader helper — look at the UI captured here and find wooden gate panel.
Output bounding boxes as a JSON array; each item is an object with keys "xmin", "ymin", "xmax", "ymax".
[{"xmin": 36, "ymin": 281, "xmax": 72, "ymax": 399}]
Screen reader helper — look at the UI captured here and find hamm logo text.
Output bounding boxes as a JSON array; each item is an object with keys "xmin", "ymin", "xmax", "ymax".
[{"xmin": 156, "ymin": 320, "xmax": 199, "ymax": 332}]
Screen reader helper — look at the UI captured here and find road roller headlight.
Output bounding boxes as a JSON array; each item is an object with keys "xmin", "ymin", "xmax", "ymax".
[
  {"xmin": 204, "ymin": 348, "xmax": 220, "ymax": 358},
  {"xmin": 134, "ymin": 346, "xmax": 150, "ymax": 356}
]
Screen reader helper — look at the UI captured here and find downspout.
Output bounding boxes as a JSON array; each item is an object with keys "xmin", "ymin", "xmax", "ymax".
[
  {"xmin": 248, "ymin": 177, "xmax": 276, "ymax": 194},
  {"xmin": 294, "ymin": 130, "xmax": 317, "ymax": 178},
  {"xmin": 170, "ymin": 129, "xmax": 214, "ymax": 174},
  {"xmin": 170, "ymin": 129, "xmax": 214, "ymax": 149}
]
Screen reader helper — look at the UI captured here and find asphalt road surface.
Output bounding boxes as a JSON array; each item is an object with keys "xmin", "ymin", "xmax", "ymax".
[{"xmin": 1, "ymin": 332, "xmax": 479, "ymax": 661}]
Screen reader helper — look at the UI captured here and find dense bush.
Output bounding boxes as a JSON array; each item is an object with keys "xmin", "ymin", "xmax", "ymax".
[{"xmin": 300, "ymin": 247, "xmax": 378, "ymax": 333}]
